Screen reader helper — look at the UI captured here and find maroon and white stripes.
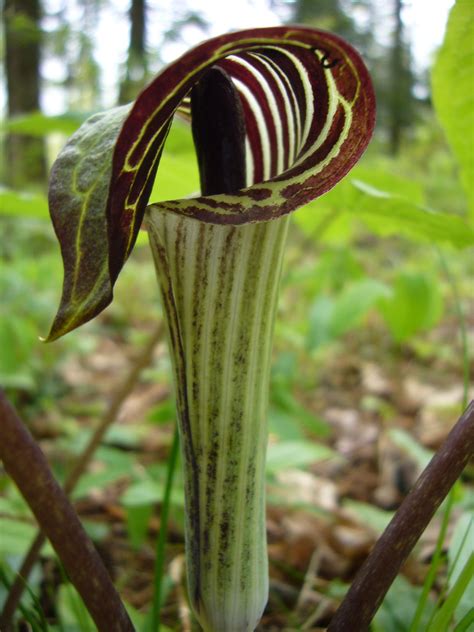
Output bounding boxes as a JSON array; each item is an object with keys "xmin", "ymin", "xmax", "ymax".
[{"xmin": 47, "ymin": 27, "xmax": 375, "ymax": 341}]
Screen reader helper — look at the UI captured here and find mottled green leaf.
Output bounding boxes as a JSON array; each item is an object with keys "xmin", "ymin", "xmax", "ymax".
[{"xmin": 46, "ymin": 104, "xmax": 131, "ymax": 340}]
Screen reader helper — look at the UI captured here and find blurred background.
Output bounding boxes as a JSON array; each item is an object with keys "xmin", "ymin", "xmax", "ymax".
[{"xmin": 1, "ymin": 1, "xmax": 473, "ymax": 630}]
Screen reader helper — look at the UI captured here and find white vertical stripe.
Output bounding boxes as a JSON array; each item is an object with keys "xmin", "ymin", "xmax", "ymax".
[
  {"xmin": 228, "ymin": 55, "xmax": 285, "ymax": 176},
  {"xmin": 244, "ymin": 137, "xmax": 254, "ymax": 188},
  {"xmin": 291, "ymin": 66, "xmax": 341, "ymax": 169},
  {"xmin": 253, "ymin": 49, "xmax": 303, "ymax": 156},
  {"xmin": 248, "ymin": 52, "xmax": 297, "ymax": 168},
  {"xmin": 267, "ymin": 47, "xmax": 315, "ymax": 151},
  {"xmin": 233, "ymin": 78, "xmax": 272, "ymax": 181}
]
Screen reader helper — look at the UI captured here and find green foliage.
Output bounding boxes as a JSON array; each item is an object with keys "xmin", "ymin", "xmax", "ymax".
[
  {"xmin": 120, "ymin": 477, "xmax": 184, "ymax": 509},
  {"xmin": 432, "ymin": 0, "xmax": 474, "ymax": 218},
  {"xmin": 0, "ymin": 247, "xmax": 74, "ymax": 395},
  {"xmin": 1, "ymin": 112, "xmax": 87, "ymax": 137},
  {"xmin": 266, "ymin": 440, "xmax": 338, "ymax": 473},
  {"xmin": 389, "ymin": 428, "xmax": 434, "ymax": 469},
  {"xmin": 270, "ymin": 386, "xmax": 330, "ymax": 438},
  {"xmin": 446, "ymin": 514, "xmax": 474, "ymax": 623},
  {"xmin": 342, "ymin": 500, "xmax": 394, "ymax": 534},
  {"xmin": 0, "ymin": 520, "xmax": 50, "ymax": 557},
  {"xmin": 378, "ymin": 271, "xmax": 444, "ymax": 343},
  {"xmin": 0, "ymin": 188, "xmax": 49, "ymax": 219},
  {"xmin": 306, "ymin": 278, "xmax": 390, "ymax": 349},
  {"xmin": 373, "ymin": 576, "xmax": 435, "ymax": 632},
  {"xmin": 71, "ymin": 446, "xmax": 137, "ymax": 500},
  {"xmin": 125, "ymin": 505, "xmax": 154, "ymax": 550},
  {"xmin": 351, "ymin": 180, "xmax": 474, "ymax": 248},
  {"xmin": 56, "ymin": 583, "xmax": 95, "ymax": 632},
  {"xmin": 428, "ymin": 554, "xmax": 474, "ymax": 631},
  {"xmin": 295, "ymin": 167, "xmax": 474, "ymax": 249}
]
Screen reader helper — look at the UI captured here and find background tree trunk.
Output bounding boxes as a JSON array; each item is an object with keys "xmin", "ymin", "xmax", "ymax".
[
  {"xmin": 118, "ymin": 0, "xmax": 148, "ymax": 104},
  {"xmin": 3, "ymin": 0, "xmax": 46, "ymax": 188},
  {"xmin": 389, "ymin": 0, "xmax": 404, "ymax": 155},
  {"xmin": 388, "ymin": 0, "xmax": 415, "ymax": 155}
]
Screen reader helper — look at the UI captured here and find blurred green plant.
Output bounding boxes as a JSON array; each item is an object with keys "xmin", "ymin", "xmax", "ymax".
[{"xmin": 432, "ymin": 0, "xmax": 474, "ymax": 219}]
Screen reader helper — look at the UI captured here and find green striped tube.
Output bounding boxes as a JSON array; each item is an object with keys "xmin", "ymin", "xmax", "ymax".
[{"xmin": 147, "ymin": 208, "xmax": 289, "ymax": 632}]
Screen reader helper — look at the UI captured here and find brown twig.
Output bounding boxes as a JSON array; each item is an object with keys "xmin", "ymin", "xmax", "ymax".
[
  {"xmin": 0, "ymin": 322, "xmax": 164, "ymax": 629},
  {"xmin": 0, "ymin": 390, "xmax": 135, "ymax": 631},
  {"xmin": 328, "ymin": 400, "xmax": 474, "ymax": 632}
]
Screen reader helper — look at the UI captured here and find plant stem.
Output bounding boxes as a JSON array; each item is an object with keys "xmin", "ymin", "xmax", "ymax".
[
  {"xmin": 0, "ymin": 390, "xmax": 135, "ymax": 632},
  {"xmin": 150, "ymin": 423, "xmax": 180, "ymax": 631},
  {"xmin": 328, "ymin": 400, "xmax": 474, "ymax": 632},
  {"xmin": 1, "ymin": 322, "xmax": 163, "ymax": 628}
]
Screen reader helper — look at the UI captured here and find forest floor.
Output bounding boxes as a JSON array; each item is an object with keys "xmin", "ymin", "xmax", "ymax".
[{"xmin": 14, "ymin": 301, "xmax": 471, "ymax": 632}]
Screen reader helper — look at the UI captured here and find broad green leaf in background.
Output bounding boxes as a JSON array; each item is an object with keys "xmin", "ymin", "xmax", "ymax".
[
  {"xmin": 378, "ymin": 271, "xmax": 444, "ymax": 343},
  {"xmin": 269, "ymin": 407, "xmax": 306, "ymax": 442},
  {"xmin": 270, "ymin": 388, "xmax": 330, "ymax": 438},
  {"xmin": 120, "ymin": 478, "xmax": 185, "ymax": 508},
  {"xmin": 150, "ymin": 151, "xmax": 199, "ymax": 203},
  {"xmin": 352, "ymin": 166, "xmax": 425, "ymax": 204},
  {"xmin": 294, "ymin": 174, "xmax": 474, "ymax": 249},
  {"xmin": 0, "ymin": 520, "xmax": 54, "ymax": 557},
  {"xmin": 147, "ymin": 398, "xmax": 176, "ymax": 425},
  {"xmin": 342, "ymin": 499, "xmax": 394, "ymax": 534},
  {"xmin": 125, "ymin": 505, "xmax": 154, "ymax": 549},
  {"xmin": 352, "ymin": 180, "xmax": 474, "ymax": 248},
  {"xmin": 306, "ymin": 295, "xmax": 336, "ymax": 349},
  {"xmin": 149, "ymin": 119, "xmax": 199, "ymax": 203},
  {"xmin": 154, "ymin": 118, "xmax": 194, "ymax": 156},
  {"xmin": 389, "ymin": 428, "xmax": 434, "ymax": 470},
  {"xmin": 1, "ymin": 112, "xmax": 86, "ymax": 137},
  {"xmin": 432, "ymin": 0, "xmax": 474, "ymax": 219},
  {"xmin": 266, "ymin": 440, "xmax": 338, "ymax": 474},
  {"xmin": 0, "ymin": 187, "xmax": 49, "ymax": 219},
  {"xmin": 292, "ymin": 177, "xmax": 356, "ymax": 245},
  {"xmin": 306, "ymin": 278, "xmax": 390, "ymax": 350},
  {"xmin": 0, "ymin": 316, "xmax": 38, "ymax": 390},
  {"xmin": 329, "ymin": 278, "xmax": 391, "ymax": 337},
  {"xmin": 71, "ymin": 446, "xmax": 135, "ymax": 499}
]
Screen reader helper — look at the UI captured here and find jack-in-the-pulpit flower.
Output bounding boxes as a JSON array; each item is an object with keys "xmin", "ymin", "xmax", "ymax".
[{"xmin": 46, "ymin": 27, "xmax": 375, "ymax": 632}]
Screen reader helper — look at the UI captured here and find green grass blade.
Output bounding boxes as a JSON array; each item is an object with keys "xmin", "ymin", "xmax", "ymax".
[
  {"xmin": 454, "ymin": 608, "xmax": 474, "ymax": 632},
  {"xmin": 427, "ymin": 554, "xmax": 474, "ymax": 632},
  {"xmin": 149, "ymin": 425, "xmax": 180, "ymax": 632},
  {"xmin": 408, "ymin": 489, "xmax": 454, "ymax": 632}
]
